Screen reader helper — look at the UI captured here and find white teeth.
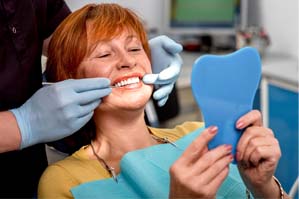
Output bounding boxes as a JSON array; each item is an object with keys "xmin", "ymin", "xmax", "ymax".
[{"xmin": 114, "ymin": 77, "xmax": 140, "ymax": 87}]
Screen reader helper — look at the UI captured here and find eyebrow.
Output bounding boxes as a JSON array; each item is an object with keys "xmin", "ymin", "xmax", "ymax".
[{"xmin": 126, "ymin": 35, "xmax": 137, "ymax": 40}]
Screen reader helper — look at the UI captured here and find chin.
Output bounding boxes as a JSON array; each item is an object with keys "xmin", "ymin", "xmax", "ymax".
[
  {"xmin": 100, "ymin": 90, "xmax": 152, "ymax": 112},
  {"xmin": 122, "ymin": 93, "xmax": 151, "ymax": 109}
]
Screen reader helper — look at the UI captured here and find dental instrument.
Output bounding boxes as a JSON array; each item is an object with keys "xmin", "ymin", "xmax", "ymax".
[{"xmin": 42, "ymin": 82, "xmax": 117, "ymax": 88}]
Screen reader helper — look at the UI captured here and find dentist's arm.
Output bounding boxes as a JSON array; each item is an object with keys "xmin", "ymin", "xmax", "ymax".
[
  {"xmin": 0, "ymin": 111, "xmax": 22, "ymax": 153},
  {"xmin": 143, "ymin": 35, "xmax": 183, "ymax": 106},
  {"xmin": 0, "ymin": 78, "xmax": 111, "ymax": 153}
]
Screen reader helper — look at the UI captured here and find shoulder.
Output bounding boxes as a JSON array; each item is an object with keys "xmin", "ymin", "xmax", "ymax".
[
  {"xmin": 38, "ymin": 154, "xmax": 82, "ymax": 198},
  {"xmin": 149, "ymin": 121, "xmax": 204, "ymax": 141},
  {"xmin": 173, "ymin": 121, "xmax": 204, "ymax": 132},
  {"xmin": 38, "ymin": 146, "xmax": 108, "ymax": 198}
]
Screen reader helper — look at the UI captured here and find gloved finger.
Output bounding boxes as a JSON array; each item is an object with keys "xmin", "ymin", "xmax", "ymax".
[
  {"xmin": 157, "ymin": 96, "xmax": 169, "ymax": 107},
  {"xmin": 157, "ymin": 56, "xmax": 182, "ymax": 81},
  {"xmin": 78, "ymin": 99, "xmax": 102, "ymax": 116},
  {"xmin": 65, "ymin": 78, "xmax": 111, "ymax": 92},
  {"xmin": 161, "ymin": 36, "xmax": 183, "ymax": 54},
  {"xmin": 77, "ymin": 88, "xmax": 112, "ymax": 105},
  {"xmin": 142, "ymin": 74, "xmax": 159, "ymax": 84},
  {"xmin": 142, "ymin": 61, "xmax": 180, "ymax": 85},
  {"xmin": 73, "ymin": 112, "xmax": 94, "ymax": 131},
  {"xmin": 153, "ymin": 84, "xmax": 174, "ymax": 100}
]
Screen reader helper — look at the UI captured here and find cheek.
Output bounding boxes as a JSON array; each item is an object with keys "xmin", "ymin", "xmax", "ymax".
[
  {"xmin": 77, "ymin": 64, "xmax": 109, "ymax": 78},
  {"xmin": 83, "ymin": 68, "xmax": 102, "ymax": 78},
  {"xmin": 147, "ymin": 64, "xmax": 152, "ymax": 74},
  {"xmin": 143, "ymin": 59, "xmax": 152, "ymax": 74}
]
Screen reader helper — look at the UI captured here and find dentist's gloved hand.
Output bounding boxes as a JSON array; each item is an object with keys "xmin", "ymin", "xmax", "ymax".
[
  {"xmin": 143, "ymin": 35, "xmax": 183, "ymax": 106},
  {"xmin": 10, "ymin": 78, "xmax": 112, "ymax": 149}
]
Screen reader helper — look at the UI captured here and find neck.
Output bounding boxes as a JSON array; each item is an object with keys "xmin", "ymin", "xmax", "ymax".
[{"xmin": 90, "ymin": 108, "xmax": 156, "ymax": 162}]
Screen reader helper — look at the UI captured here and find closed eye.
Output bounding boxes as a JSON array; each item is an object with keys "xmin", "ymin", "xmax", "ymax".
[
  {"xmin": 129, "ymin": 48, "xmax": 141, "ymax": 52},
  {"xmin": 98, "ymin": 53, "xmax": 110, "ymax": 58}
]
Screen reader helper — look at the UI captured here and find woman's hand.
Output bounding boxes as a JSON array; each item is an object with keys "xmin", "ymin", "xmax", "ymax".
[
  {"xmin": 169, "ymin": 126, "xmax": 233, "ymax": 199},
  {"xmin": 236, "ymin": 110, "xmax": 282, "ymax": 198}
]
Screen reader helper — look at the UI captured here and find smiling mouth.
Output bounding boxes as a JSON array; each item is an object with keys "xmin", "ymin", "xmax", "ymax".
[{"xmin": 113, "ymin": 77, "xmax": 141, "ymax": 88}]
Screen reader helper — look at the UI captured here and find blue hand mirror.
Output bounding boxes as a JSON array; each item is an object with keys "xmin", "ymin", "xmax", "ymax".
[{"xmin": 191, "ymin": 47, "xmax": 261, "ymax": 161}]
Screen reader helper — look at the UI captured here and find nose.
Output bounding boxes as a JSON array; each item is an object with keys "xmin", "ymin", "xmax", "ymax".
[{"xmin": 116, "ymin": 50, "xmax": 136, "ymax": 70}]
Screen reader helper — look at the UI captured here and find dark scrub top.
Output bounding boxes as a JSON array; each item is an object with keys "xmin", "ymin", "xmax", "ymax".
[{"xmin": 0, "ymin": 0, "xmax": 70, "ymax": 197}]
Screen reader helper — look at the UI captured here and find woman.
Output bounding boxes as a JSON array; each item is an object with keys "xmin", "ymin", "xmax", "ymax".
[{"xmin": 38, "ymin": 3, "xmax": 288, "ymax": 199}]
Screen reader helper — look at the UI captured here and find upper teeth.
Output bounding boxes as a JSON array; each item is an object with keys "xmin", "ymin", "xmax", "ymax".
[{"xmin": 114, "ymin": 77, "xmax": 140, "ymax": 87}]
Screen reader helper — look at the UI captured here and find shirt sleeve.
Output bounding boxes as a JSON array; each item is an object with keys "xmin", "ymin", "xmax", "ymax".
[{"xmin": 44, "ymin": 0, "xmax": 71, "ymax": 38}]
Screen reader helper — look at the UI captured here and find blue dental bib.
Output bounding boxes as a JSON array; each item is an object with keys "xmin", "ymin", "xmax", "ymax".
[{"xmin": 71, "ymin": 127, "xmax": 246, "ymax": 198}]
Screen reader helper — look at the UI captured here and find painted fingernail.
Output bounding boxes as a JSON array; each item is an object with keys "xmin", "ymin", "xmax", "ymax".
[
  {"xmin": 225, "ymin": 144, "xmax": 232, "ymax": 152},
  {"xmin": 236, "ymin": 121, "xmax": 244, "ymax": 129},
  {"xmin": 208, "ymin": 126, "xmax": 218, "ymax": 134}
]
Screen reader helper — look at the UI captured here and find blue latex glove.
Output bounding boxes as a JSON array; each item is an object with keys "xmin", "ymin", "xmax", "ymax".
[
  {"xmin": 10, "ymin": 78, "xmax": 112, "ymax": 149},
  {"xmin": 143, "ymin": 35, "xmax": 183, "ymax": 106}
]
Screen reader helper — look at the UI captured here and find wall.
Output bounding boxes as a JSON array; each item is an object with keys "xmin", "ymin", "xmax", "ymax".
[
  {"xmin": 249, "ymin": 0, "xmax": 298, "ymax": 58},
  {"xmin": 66, "ymin": 0, "xmax": 298, "ymax": 59},
  {"xmin": 64, "ymin": 0, "xmax": 163, "ymax": 32}
]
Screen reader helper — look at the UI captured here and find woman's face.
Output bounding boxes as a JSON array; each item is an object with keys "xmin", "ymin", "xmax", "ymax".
[{"xmin": 77, "ymin": 28, "xmax": 153, "ymax": 112}]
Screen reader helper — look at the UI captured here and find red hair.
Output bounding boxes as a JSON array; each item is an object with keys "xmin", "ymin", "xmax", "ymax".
[
  {"xmin": 45, "ymin": 4, "xmax": 151, "ymax": 153},
  {"xmin": 46, "ymin": 3, "xmax": 150, "ymax": 82}
]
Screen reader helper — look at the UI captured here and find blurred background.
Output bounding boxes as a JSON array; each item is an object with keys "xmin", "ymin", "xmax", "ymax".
[{"xmin": 49, "ymin": 0, "xmax": 298, "ymax": 197}]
